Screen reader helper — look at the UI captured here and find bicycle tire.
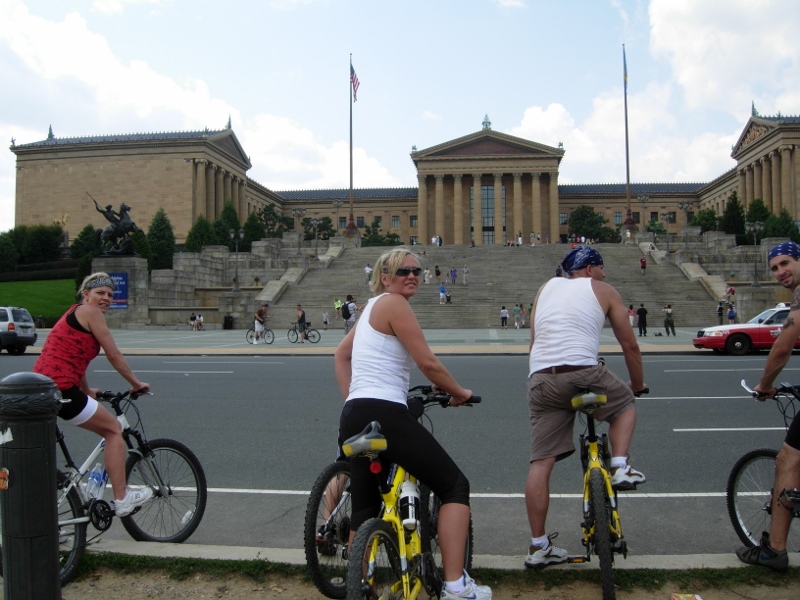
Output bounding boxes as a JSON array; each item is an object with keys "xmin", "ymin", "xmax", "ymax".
[
  {"xmin": 0, "ymin": 470, "xmax": 88, "ymax": 586},
  {"xmin": 288, "ymin": 329, "xmax": 299, "ymax": 343},
  {"xmin": 589, "ymin": 468, "xmax": 616, "ymax": 600},
  {"xmin": 419, "ymin": 483, "xmax": 473, "ymax": 592},
  {"xmin": 121, "ymin": 438, "xmax": 207, "ymax": 543},
  {"xmin": 726, "ymin": 448, "xmax": 799, "ymax": 550},
  {"xmin": 246, "ymin": 329, "xmax": 256, "ymax": 344},
  {"xmin": 346, "ymin": 518, "xmax": 406, "ymax": 600},
  {"xmin": 304, "ymin": 461, "xmax": 352, "ymax": 598},
  {"xmin": 263, "ymin": 329, "xmax": 275, "ymax": 344},
  {"xmin": 307, "ymin": 329, "xmax": 321, "ymax": 343}
]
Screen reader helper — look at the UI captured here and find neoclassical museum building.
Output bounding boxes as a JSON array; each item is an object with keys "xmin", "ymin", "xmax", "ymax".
[{"xmin": 10, "ymin": 110, "xmax": 800, "ymax": 246}]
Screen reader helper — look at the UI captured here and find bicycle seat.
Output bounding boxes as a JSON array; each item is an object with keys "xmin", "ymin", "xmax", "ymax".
[
  {"xmin": 341, "ymin": 421, "xmax": 387, "ymax": 458},
  {"xmin": 571, "ymin": 390, "xmax": 607, "ymax": 412}
]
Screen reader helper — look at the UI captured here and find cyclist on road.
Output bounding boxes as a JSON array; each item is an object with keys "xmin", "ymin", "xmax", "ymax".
[
  {"xmin": 737, "ymin": 241, "xmax": 800, "ymax": 572},
  {"xmin": 334, "ymin": 247, "xmax": 492, "ymax": 600},
  {"xmin": 33, "ymin": 272, "xmax": 153, "ymax": 517},
  {"xmin": 524, "ymin": 246, "xmax": 647, "ymax": 568},
  {"xmin": 296, "ymin": 304, "xmax": 307, "ymax": 343},
  {"xmin": 253, "ymin": 303, "xmax": 271, "ymax": 344}
]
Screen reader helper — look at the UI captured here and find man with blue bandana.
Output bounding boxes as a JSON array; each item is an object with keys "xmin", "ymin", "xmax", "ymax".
[
  {"xmin": 523, "ymin": 246, "xmax": 647, "ymax": 568},
  {"xmin": 736, "ymin": 240, "xmax": 800, "ymax": 571}
]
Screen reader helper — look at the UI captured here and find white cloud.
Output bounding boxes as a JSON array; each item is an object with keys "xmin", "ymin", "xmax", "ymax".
[
  {"xmin": 91, "ymin": 0, "xmax": 162, "ymax": 16},
  {"xmin": 421, "ymin": 111, "xmax": 442, "ymax": 122}
]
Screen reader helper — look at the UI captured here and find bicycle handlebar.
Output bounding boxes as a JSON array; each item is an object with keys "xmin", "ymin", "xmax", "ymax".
[
  {"xmin": 634, "ymin": 387, "xmax": 649, "ymax": 397},
  {"xmin": 95, "ymin": 389, "xmax": 152, "ymax": 403},
  {"xmin": 407, "ymin": 384, "xmax": 481, "ymax": 407},
  {"xmin": 741, "ymin": 379, "xmax": 800, "ymax": 400}
]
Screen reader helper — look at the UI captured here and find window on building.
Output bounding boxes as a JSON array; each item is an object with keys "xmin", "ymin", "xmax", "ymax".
[
  {"xmin": 339, "ymin": 216, "xmax": 347, "ymax": 230},
  {"xmin": 686, "ymin": 212, "xmax": 694, "ymax": 223},
  {"xmin": 469, "ymin": 184, "xmax": 506, "ymax": 244},
  {"xmin": 666, "ymin": 212, "xmax": 676, "ymax": 223},
  {"xmin": 614, "ymin": 212, "xmax": 622, "ymax": 225},
  {"xmin": 633, "ymin": 212, "xmax": 641, "ymax": 224},
  {"xmin": 391, "ymin": 215, "xmax": 400, "ymax": 228},
  {"xmin": 559, "ymin": 213, "xmax": 568, "ymax": 225},
  {"xmin": 356, "ymin": 216, "xmax": 365, "ymax": 228},
  {"xmin": 410, "ymin": 214, "xmax": 418, "ymax": 227},
  {"xmin": 598, "ymin": 212, "xmax": 604, "ymax": 219},
  {"xmin": 410, "ymin": 236, "xmax": 418, "ymax": 245},
  {"xmin": 650, "ymin": 211, "xmax": 659, "ymax": 224}
]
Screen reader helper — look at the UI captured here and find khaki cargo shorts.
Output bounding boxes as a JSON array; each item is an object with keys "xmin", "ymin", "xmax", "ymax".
[{"xmin": 527, "ymin": 362, "xmax": 635, "ymax": 462}]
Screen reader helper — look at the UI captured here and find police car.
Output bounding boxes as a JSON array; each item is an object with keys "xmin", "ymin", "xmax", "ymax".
[{"xmin": 693, "ymin": 303, "xmax": 799, "ymax": 355}]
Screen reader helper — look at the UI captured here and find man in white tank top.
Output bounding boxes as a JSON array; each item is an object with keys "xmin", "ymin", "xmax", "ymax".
[{"xmin": 523, "ymin": 246, "xmax": 648, "ymax": 569}]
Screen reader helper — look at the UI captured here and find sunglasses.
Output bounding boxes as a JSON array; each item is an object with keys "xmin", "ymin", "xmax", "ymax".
[{"xmin": 395, "ymin": 267, "xmax": 422, "ymax": 277}]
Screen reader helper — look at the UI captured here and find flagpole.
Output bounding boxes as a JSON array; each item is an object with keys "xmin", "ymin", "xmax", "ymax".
[
  {"xmin": 345, "ymin": 54, "xmax": 358, "ymax": 237},
  {"xmin": 622, "ymin": 44, "xmax": 634, "ymax": 243}
]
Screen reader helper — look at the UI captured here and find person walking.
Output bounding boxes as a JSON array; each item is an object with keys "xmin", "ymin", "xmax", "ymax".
[
  {"xmin": 500, "ymin": 306, "xmax": 509, "ymax": 329},
  {"xmin": 296, "ymin": 304, "xmax": 307, "ymax": 343},
  {"xmin": 628, "ymin": 304, "xmax": 635, "ymax": 327},
  {"xmin": 513, "ymin": 304, "xmax": 522, "ymax": 329},
  {"xmin": 435, "ymin": 265, "xmax": 441, "ymax": 284},
  {"xmin": 737, "ymin": 241, "xmax": 800, "ymax": 572},
  {"xmin": 342, "ymin": 295, "xmax": 358, "ymax": 334},
  {"xmin": 523, "ymin": 246, "xmax": 646, "ymax": 568},
  {"xmin": 716, "ymin": 301, "xmax": 724, "ymax": 325},
  {"xmin": 636, "ymin": 303, "xmax": 648, "ymax": 337},
  {"xmin": 663, "ymin": 305, "xmax": 676, "ymax": 336},
  {"xmin": 728, "ymin": 303, "xmax": 737, "ymax": 324},
  {"xmin": 33, "ymin": 272, "xmax": 154, "ymax": 517},
  {"xmin": 334, "ymin": 298, "xmax": 342, "ymax": 319},
  {"xmin": 439, "ymin": 283, "xmax": 447, "ymax": 305},
  {"xmin": 462, "ymin": 265, "xmax": 469, "ymax": 285},
  {"xmin": 322, "ymin": 310, "xmax": 329, "ymax": 330},
  {"xmin": 254, "ymin": 303, "xmax": 271, "ymax": 343},
  {"xmin": 450, "ymin": 266, "xmax": 458, "ymax": 286},
  {"xmin": 639, "ymin": 256, "xmax": 647, "ymax": 276}
]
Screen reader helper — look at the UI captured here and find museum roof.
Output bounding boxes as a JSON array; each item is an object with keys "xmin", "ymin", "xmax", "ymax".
[
  {"xmin": 275, "ymin": 188, "xmax": 418, "ymax": 200},
  {"xmin": 559, "ymin": 182, "xmax": 705, "ymax": 195},
  {"xmin": 13, "ymin": 129, "xmax": 228, "ymax": 148}
]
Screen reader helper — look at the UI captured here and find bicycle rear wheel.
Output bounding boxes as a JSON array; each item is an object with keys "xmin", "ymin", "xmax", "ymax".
[
  {"xmin": 262, "ymin": 329, "xmax": 275, "ymax": 344},
  {"xmin": 122, "ymin": 438, "xmax": 207, "ymax": 543},
  {"xmin": 288, "ymin": 329, "xmax": 299, "ymax": 343},
  {"xmin": 589, "ymin": 468, "xmax": 615, "ymax": 600},
  {"xmin": 347, "ymin": 518, "xmax": 406, "ymax": 600},
  {"xmin": 304, "ymin": 461, "xmax": 351, "ymax": 598},
  {"xmin": 307, "ymin": 329, "xmax": 321, "ymax": 343},
  {"xmin": 246, "ymin": 329, "xmax": 256, "ymax": 344},
  {"xmin": 726, "ymin": 448, "xmax": 799, "ymax": 550}
]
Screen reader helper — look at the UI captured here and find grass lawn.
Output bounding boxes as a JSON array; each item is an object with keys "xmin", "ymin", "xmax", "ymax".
[{"xmin": 0, "ymin": 279, "xmax": 76, "ymax": 321}]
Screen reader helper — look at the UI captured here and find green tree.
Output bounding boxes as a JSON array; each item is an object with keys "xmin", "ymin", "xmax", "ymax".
[
  {"xmin": 567, "ymin": 205, "xmax": 609, "ymax": 241},
  {"xmin": 70, "ymin": 223, "xmax": 103, "ymax": 259},
  {"xmin": 147, "ymin": 208, "xmax": 176, "ymax": 270},
  {"xmin": 763, "ymin": 208, "xmax": 800, "ymax": 243},
  {"xmin": 256, "ymin": 203, "xmax": 293, "ymax": 237},
  {"xmin": 27, "ymin": 225, "xmax": 65, "ymax": 264},
  {"xmin": 645, "ymin": 219, "xmax": 666, "ymax": 235},
  {"xmin": 241, "ymin": 211, "xmax": 265, "ymax": 252},
  {"xmin": 184, "ymin": 215, "xmax": 218, "ymax": 253},
  {"xmin": 690, "ymin": 208, "xmax": 719, "ymax": 233},
  {"xmin": 132, "ymin": 230, "xmax": 153, "ymax": 274},
  {"xmin": 0, "ymin": 233, "xmax": 19, "ymax": 273},
  {"xmin": 745, "ymin": 198, "xmax": 771, "ymax": 223},
  {"xmin": 213, "ymin": 201, "xmax": 242, "ymax": 251},
  {"xmin": 720, "ymin": 191, "xmax": 745, "ymax": 237},
  {"xmin": 362, "ymin": 217, "xmax": 401, "ymax": 247}
]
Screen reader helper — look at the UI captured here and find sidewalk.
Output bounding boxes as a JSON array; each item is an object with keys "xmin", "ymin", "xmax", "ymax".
[{"xmin": 30, "ymin": 326, "xmax": 699, "ymax": 356}]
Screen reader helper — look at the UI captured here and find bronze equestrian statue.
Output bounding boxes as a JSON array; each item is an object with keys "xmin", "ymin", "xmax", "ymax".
[{"xmin": 92, "ymin": 197, "xmax": 142, "ymax": 255}]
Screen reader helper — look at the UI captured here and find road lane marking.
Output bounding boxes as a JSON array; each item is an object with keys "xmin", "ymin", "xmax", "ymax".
[
  {"xmin": 675, "ymin": 427, "xmax": 784, "ymax": 432},
  {"xmin": 93, "ymin": 370, "xmax": 234, "ymax": 374},
  {"xmin": 204, "ymin": 488, "xmax": 725, "ymax": 499}
]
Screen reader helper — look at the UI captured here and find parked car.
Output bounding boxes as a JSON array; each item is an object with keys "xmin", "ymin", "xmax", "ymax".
[
  {"xmin": 692, "ymin": 303, "xmax": 799, "ymax": 356},
  {"xmin": 0, "ymin": 306, "xmax": 38, "ymax": 355}
]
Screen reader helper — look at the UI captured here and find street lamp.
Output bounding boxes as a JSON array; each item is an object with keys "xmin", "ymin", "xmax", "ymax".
[
  {"xmin": 228, "ymin": 228, "xmax": 244, "ymax": 293},
  {"xmin": 331, "ymin": 199, "xmax": 344, "ymax": 234},
  {"xmin": 660, "ymin": 212, "xmax": 671, "ymax": 255},
  {"xmin": 745, "ymin": 221, "xmax": 765, "ymax": 287},
  {"xmin": 637, "ymin": 194, "xmax": 649, "ymax": 232},
  {"xmin": 310, "ymin": 217, "xmax": 321, "ymax": 260},
  {"xmin": 677, "ymin": 200, "xmax": 694, "ymax": 250},
  {"xmin": 291, "ymin": 207, "xmax": 306, "ymax": 255}
]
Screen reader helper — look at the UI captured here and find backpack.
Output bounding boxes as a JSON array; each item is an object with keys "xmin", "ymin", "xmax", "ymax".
[{"xmin": 341, "ymin": 302, "xmax": 352, "ymax": 320}]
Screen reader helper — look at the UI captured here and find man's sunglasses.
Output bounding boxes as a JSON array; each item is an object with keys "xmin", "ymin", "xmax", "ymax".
[{"xmin": 395, "ymin": 267, "xmax": 422, "ymax": 277}]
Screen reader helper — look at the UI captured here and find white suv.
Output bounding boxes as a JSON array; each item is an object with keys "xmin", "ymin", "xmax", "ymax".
[{"xmin": 0, "ymin": 306, "xmax": 38, "ymax": 355}]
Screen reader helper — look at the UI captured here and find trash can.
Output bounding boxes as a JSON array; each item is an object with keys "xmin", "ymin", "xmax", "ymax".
[{"xmin": 223, "ymin": 316, "xmax": 234, "ymax": 330}]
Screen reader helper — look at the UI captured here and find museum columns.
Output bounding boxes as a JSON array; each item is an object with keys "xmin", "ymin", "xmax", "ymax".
[
  {"xmin": 194, "ymin": 160, "xmax": 207, "ymax": 219},
  {"xmin": 493, "ymin": 174, "xmax": 503, "ymax": 245},
  {"xmin": 472, "ymin": 173, "xmax": 482, "ymax": 245},
  {"xmin": 215, "ymin": 168, "xmax": 225, "ymax": 218},
  {"xmin": 531, "ymin": 173, "xmax": 542, "ymax": 240},
  {"xmin": 434, "ymin": 174, "xmax": 445, "ymax": 242},
  {"xmin": 549, "ymin": 172, "xmax": 559, "ymax": 243},
  {"xmin": 512, "ymin": 173, "xmax": 522, "ymax": 241},
  {"xmin": 753, "ymin": 160, "xmax": 763, "ymax": 203},
  {"xmin": 770, "ymin": 151, "xmax": 781, "ymax": 214},
  {"xmin": 453, "ymin": 175, "xmax": 464, "ymax": 245},
  {"xmin": 781, "ymin": 145, "xmax": 793, "ymax": 215},
  {"xmin": 417, "ymin": 174, "xmax": 428, "ymax": 244},
  {"xmin": 205, "ymin": 163, "xmax": 216, "ymax": 219}
]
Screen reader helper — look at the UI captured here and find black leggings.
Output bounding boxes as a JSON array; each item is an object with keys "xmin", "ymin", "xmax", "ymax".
[{"xmin": 340, "ymin": 398, "xmax": 470, "ymax": 532}]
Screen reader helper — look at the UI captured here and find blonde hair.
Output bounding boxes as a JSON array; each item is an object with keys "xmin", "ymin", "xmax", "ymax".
[
  {"xmin": 370, "ymin": 247, "xmax": 417, "ymax": 295},
  {"xmin": 78, "ymin": 272, "xmax": 115, "ymax": 301}
]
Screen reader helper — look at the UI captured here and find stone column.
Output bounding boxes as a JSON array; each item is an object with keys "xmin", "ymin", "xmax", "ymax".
[
  {"xmin": 417, "ymin": 174, "xmax": 428, "ymax": 244},
  {"xmin": 745, "ymin": 164, "xmax": 754, "ymax": 209},
  {"xmin": 195, "ymin": 160, "xmax": 207, "ymax": 218},
  {"xmin": 215, "ymin": 168, "xmax": 225, "ymax": 218},
  {"xmin": 493, "ymin": 173, "xmax": 503, "ymax": 245},
  {"xmin": 781, "ymin": 145, "xmax": 793, "ymax": 215},
  {"xmin": 472, "ymin": 174, "xmax": 483, "ymax": 245},
  {"xmin": 238, "ymin": 180, "xmax": 247, "ymax": 220},
  {"xmin": 434, "ymin": 174, "xmax": 445, "ymax": 244},
  {"xmin": 753, "ymin": 160, "xmax": 763, "ymax": 202},
  {"xmin": 549, "ymin": 172, "xmax": 559, "ymax": 243},
  {"xmin": 205, "ymin": 163, "xmax": 215, "ymax": 220},
  {"xmin": 738, "ymin": 169, "xmax": 746, "ymax": 210},
  {"xmin": 224, "ymin": 172, "xmax": 232, "ymax": 206},
  {"xmin": 232, "ymin": 177, "xmax": 240, "ymax": 219},
  {"xmin": 770, "ymin": 151, "xmax": 781, "ymax": 214},
  {"xmin": 531, "ymin": 173, "xmax": 542, "ymax": 240},
  {"xmin": 453, "ymin": 174, "xmax": 464, "ymax": 245},
  {"xmin": 761, "ymin": 157, "xmax": 771, "ymax": 213},
  {"xmin": 512, "ymin": 173, "xmax": 523, "ymax": 242}
]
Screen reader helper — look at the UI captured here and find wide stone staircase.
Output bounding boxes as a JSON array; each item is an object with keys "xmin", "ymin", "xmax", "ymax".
[{"xmin": 272, "ymin": 244, "xmax": 716, "ymax": 330}]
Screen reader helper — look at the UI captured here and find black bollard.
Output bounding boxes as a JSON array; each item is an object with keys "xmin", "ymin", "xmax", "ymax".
[{"xmin": 0, "ymin": 372, "xmax": 62, "ymax": 600}]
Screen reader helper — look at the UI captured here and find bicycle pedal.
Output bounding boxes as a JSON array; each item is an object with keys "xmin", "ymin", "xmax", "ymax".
[
  {"xmin": 567, "ymin": 555, "xmax": 589, "ymax": 564},
  {"xmin": 612, "ymin": 482, "xmax": 637, "ymax": 492}
]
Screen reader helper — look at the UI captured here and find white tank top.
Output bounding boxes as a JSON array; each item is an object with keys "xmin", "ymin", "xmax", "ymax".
[
  {"xmin": 346, "ymin": 293, "xmax": 414, "ymax": 405},
  {"xmin": 528, "ymin": 277, "xmax": 605, "ymax": 376}
]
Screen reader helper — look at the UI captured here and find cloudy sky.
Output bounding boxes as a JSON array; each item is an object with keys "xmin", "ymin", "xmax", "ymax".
[{"xmin": 1, "ymin": 0, "xmax": 798, "ymax": 233}]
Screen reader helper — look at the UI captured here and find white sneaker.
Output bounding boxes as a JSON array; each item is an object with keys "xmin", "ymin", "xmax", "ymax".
[
  {"xmin": 441, "ymin": 571, "xmax": 492, "ymax": 600},
  {"xmin": 611, "ymin": 464, "xmax": 646, "ymax": 490},
  {"xmin": 114, "ymin": 486, "xmax": 154, "ymax": 517},
  {"xmin": 524, "ymin": 533, "xmax": 569, "ymax": 569}
]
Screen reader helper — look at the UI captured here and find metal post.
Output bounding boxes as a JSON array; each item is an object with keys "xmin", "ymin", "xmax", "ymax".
[
  {"xmin": 660, "ymin": 212, "xmax": 671, "ymax": 256},
  {"xmin": 746, "ymin": 221, "xmax": 764, "ymax": 287},
  {"xmin": 228, "ymin": 228, "xmax": 243, "ymax": 293},
  {"xmin": 0, "ymin": 372, "xmax": 62, "ymax": 600},
  {"xmin": 637, "ymin": 194, "xmax": 649, "ymax": 233},
  {"xmin": 291, "ymin": 207, "xmax": 306, "ymax": 256},
  {"xmin": 310, "ymin": 218, "xmax": 321, "ymax": 261},
  {"xmin": 678, "ymin": 200, "xmax": 694, "ymax": 250},
  {"xmin": 332, "ymin": 199, "xmax": 344, "ymax": 235}
]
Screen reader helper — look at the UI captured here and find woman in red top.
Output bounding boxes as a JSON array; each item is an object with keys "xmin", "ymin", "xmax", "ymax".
[{"xmin": 34, "ymin": 272, "xmax": 153, "ymax": 517}]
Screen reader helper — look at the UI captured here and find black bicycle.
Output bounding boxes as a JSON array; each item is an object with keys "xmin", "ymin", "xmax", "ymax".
[{"xmin": 288, "ymin": 321, "xmax": 321, "ymax": 343}]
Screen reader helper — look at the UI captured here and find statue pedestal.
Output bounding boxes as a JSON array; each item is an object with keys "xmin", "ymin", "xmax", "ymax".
[{"xmin": 91, "ymin": 256, "xmax": 150, "ymax": 328}]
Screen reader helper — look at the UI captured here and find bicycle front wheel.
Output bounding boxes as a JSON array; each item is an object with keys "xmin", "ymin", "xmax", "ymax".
[
  {"xmin": 347, "ymin": 518, "xmax": 406, "ymax": 600},
  {"xmin": 726, "ymin": 448, "xmax": 799, "ymax": 550},
  {"xmin": 589, "ymin": 468, "xmax": 615, "ymax": 600},
  {"xmin": 262, "ymin": 329, "xmax": 275, "ymax": 344},
  {"xmin": 288, "ymin": 329, "xmax": 299, "ymax": 343},
  {"xmin": 307, "ymin": 329, "xmax": 321, "ymax": 343},
  {"xmin": 122, "ymin": 438, "xmax": 208, "ymax": 543},
  {"xmin": 304, "ymin": 461, "xmax": 352, "ymax": 598},
  {"xmin": 246, "ymin": 329, "xmax": 256, "ymax": 344}
]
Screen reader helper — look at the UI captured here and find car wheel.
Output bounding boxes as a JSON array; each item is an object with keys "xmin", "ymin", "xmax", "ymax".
[
  {"xmin": 7, "ymin": 346, "xmax": 25, "ymax": 355},
  {"xmin": 726, "ymin": 334, "xmax": 751, "ymax": 356}
]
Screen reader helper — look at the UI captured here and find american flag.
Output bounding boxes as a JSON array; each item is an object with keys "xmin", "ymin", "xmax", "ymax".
[{"xmin": 350, "ymin": 64, "xmax": 360, "ymax": 101}]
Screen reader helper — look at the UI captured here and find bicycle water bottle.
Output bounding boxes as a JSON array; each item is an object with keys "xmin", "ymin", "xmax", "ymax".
[
  {"xmin": 85, "ymin": 462, "xmax": 107, "ymax": 499},
  {"xmin": 399, "ymin": 480, "xmax": 421, "ymax": 530}
]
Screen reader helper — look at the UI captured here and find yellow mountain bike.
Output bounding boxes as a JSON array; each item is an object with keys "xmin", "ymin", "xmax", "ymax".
[{"xmin": 342, "ymin": 387, "xmax": 480, "ymax": 600}]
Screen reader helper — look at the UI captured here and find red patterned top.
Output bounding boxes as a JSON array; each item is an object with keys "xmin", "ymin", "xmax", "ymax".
[{"xmin": 34, "ymin": 304, "xmax": 101, "ymax": 390}]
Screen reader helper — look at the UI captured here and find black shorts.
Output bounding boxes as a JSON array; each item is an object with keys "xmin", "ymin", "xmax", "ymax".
[
  {"xmin": 786, "ymin": 412, "xmax": 800, "ymax": 450},
  {"xmin": 58, "ymin": 386, "xmax": 99, "ymax": 424}
]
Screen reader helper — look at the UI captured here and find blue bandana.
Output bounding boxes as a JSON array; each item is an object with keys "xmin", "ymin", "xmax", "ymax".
[
  {"xmin": 561, "ymin": 246, "xmax": 603, "ymax": 275},
  {"xmin": 768, "ymin": 241, "xmax": 800, "ymax": 262}
]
